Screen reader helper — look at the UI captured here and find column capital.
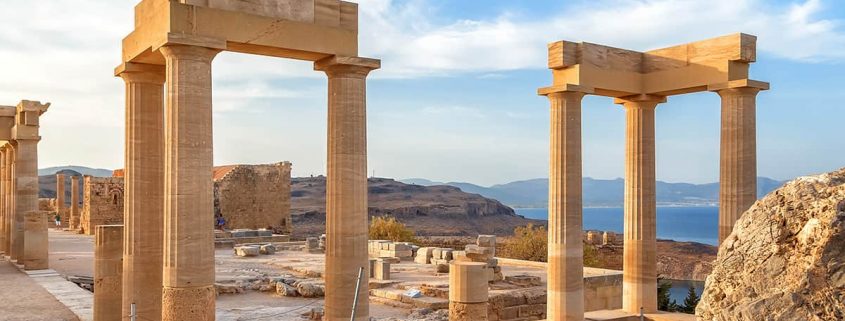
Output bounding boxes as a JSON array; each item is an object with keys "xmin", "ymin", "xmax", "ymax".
[
  {"xmin": 614, "ymin": 94, "xmax": 666, "ymax": 109},
  {"xmin": 159, "ymin": 45, "xmax": 221, "ymax": 63},
  {"xmin": 537, "ymin": 84, "xmax": 594, "ymax": 96},
  {"xmin": 708, "ymin": 79, "xmax": 769, "ymax": 93},
  {"xmin": 115, "ymin": 62, "xmax": 166, "ymax": 85},
  {"xmin": 314, "ymin": 55, "xmax": 380, "ymax": 78}
]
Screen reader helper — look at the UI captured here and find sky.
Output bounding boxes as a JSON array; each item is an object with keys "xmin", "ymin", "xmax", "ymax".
[{"xmin": 0, "ymin": 0, "xmax": 843, "ymax": 186}]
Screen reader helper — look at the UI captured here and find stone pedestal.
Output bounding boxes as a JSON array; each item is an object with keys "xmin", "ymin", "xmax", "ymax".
[
  {"xmin": 315, "ymin": 56, "xmax": 379, "ymax": 321},
  {"xmin": 95, "ymin": 225, "xmax": 123, "ymax": 321},
  {"xmin": 543, "ymin": 89, "xmax": 585, "ymax": 321},
  {"xmin": 449, "ymin": 262, "xmax": 488, "ymax": 321},
  {"xmin": 70, "ymin": 175, "xmax": 80, "ymax": 231},
  {"xmin": 160, "ymin": 45, "xmax": 219, "ymax": 321},
  {"xmin": 23, "ymin": 211, "xmax": 48, "ymax": 270},
  {"xmin": 717, "ymin": 87, "xmax": 760, "ymax": 244},
  {"xmin": 616, "ymin": 95, "xmax": 663, "ymax": 314},
  {"xmin": 118, "ymin": 62, "xmax": 166, "ymax": 321}
]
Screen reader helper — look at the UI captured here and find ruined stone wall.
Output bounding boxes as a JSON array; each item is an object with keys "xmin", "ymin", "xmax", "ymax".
[
  {"xmin": 81, "ymin": 176, "xmax": 124, "ymax": 235},
  {"xmin": 213, "ymin": 162, "xmax": 291, "ymax": 234}
]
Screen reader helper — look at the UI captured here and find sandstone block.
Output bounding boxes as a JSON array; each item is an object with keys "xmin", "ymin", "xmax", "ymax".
[
  {"xmin": 259, "ymin": 244, "xmax": 276, "ymax": 255},
  {"xmin": 296, "ymin": 282, "xmax": 325, "ymax": 298},
  {"xmin": 415, "ymin": 247, "xmax": 434, "ymax": 264},
  {"xmin": 477, "ymin": 235, "xmax": 496, "ymax": 248},
  {"xmin": 374, "ymin": 259, "xmax": 390, "ymax": 280},
  {"xmin": 234, "ymin": 245, "xmax": 260, "ymax": 257},
  {"xmin": 464, "ymin": 245, "xmax": 492, "ymax": 262},
  {"xmin": 275, "ymin": 282, "xmax": 299, "ymax": 297}
]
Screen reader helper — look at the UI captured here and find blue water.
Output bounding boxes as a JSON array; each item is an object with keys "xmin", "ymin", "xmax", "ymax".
[
  {"xmin": 515, "ymin": 207, "xmax": 719, "ymax": 246},
  {"xmin": 666, "ymin": 279, "xmax": 704, "ymax": 306}
]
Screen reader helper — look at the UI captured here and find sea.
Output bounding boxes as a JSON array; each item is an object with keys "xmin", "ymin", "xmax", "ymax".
[{"xmin": 514, "ymin": 206, "xmax": 711, "ymax": 302}]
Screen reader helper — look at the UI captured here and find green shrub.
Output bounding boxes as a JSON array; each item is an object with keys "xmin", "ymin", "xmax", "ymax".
[{"xmin": 369, "ymin": 216, "xmax": 416, "ymax": 242}]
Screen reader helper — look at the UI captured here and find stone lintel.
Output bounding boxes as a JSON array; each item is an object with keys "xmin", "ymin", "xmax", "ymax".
[
  {"xmin": 123, "ymin": 0, "xmax": 359, "ymax": 65},
  {"xmin": 537, "ymin": 84, "xmax": 594, "ymax": 96},
  {"xmin": 313, "ymin": 55, "xmax": 380, "ymax": 71},
  {"xmin": 0, "ymin": 106, "xmax": 16, "ymax": 117},
  {"xmin": 707, "ymin": 79, "xmax": 770, "ymax": 92},
  {"xmin": 613, "ymin": 94, "xmax": 667, "ymax": 105},
  {"xmin": 114, "ymin": 62, "xmax": 166, "ymax": 77}
]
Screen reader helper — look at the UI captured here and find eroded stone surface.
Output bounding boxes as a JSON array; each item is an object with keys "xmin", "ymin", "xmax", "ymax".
[{"xmin": 697, "ymin": 168, "xmax": 845, "ymax": 321}]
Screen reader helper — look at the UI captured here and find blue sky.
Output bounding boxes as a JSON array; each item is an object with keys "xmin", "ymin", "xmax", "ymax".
[{"xmin": 0, "ymin": 0, "xmax": 843, "ymax": 186}]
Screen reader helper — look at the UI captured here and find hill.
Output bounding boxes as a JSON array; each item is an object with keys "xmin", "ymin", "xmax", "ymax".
[
  {"xmin": 290, "ymin": 177, "xmax": 541, "ymax": 238},
  {"xmin": 39, "ymin": 166, "xmax": 113, "ymax": 177},
  {"xmin": 401, "ymin": 177, "xmax": 785, "ymax": 207}
]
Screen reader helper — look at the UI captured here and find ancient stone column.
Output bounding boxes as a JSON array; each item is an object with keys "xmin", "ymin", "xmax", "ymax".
[
  {"xmin": 449, "ymin": 262, "xmax": 488, "ymax": 321},
  {"xmin": 12, "ymin": 140, "xmax": 38, "ymax": 262},
  {"xmin": 315, "ymin": 56, "xmax": 379, "ymax": 321},
  {"xmin": 56, "ymin": 173, "xmax": 66, "ymax": 227},
  {"xmin": 70, "ymin": 175, "xmax": 80, "ymax": 231},
  {"xmin": 95, "ymin": 225, "xmax": 123, "ymax": 321},
  {"xmin": 717, "ymin": 87, "xmax": 761, "ymax": 244},
  {"xmin": 615, "ymin": 94, "xmax": 664, "ymax": 314},
  {"xmin": 541, "ymin": 87, "xmax": 586, "ymax": 321},
  {"xmin": 0, "ymin": 148, "xmax": 6, "ymax": 255},
  {"xmin": 118, "ymin": 62, "xmax": 166, "ymax": 321},
  {"xmin": 160, "ymin": 45, "xmax": 219, "ymax": 321},
  {"xmin": 23, "ymin": 211, "xmax": 48, "ymax": 270},
  {"xmin": 3, "ymin": 147, "xmax": 11, "ymax": 255}
]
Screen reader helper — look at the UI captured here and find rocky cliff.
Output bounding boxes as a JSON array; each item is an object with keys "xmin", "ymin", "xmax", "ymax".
[
  {"xmin": 697, "ymin": 168, "xmax": 845, "ymax": 320},
  {"xmin": 290, "ymin": 177, "xmax": 541, "ymax": 238}
]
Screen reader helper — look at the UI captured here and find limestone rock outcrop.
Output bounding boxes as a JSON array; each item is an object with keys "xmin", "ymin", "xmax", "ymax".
[{"xmin": 696, "ymin": 168, "xmax": 845, "ymax": 321}]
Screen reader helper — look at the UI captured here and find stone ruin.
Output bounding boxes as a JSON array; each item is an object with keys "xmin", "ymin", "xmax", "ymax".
[
  {"xmin": 80, "ymin": 176, "xmax": 124, "ymax": 235},
  {"xmin": 213, "ymin": 162, "xmax": 292, "ymax": 234}
]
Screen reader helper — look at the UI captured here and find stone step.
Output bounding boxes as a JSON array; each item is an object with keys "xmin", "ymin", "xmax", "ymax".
[{"xmin": 369, "ymin": 288, "xmax": 449, "ymax": 310}]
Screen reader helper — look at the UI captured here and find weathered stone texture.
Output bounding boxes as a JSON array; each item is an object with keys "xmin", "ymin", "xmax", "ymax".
[
  {"xmin": 697, "ymin": 168, "xmax": 845, "ymax": 321},
  {"xmin": 213, "ymin": 162, "xmax": 291, "ymax": 234},
  {"xmin": 81, "ymin": 177, "xmax": 124, "ymax": 235}
]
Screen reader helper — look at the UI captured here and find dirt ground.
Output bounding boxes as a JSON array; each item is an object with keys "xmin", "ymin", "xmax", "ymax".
[{"xmin": 0, "ymin": 260, "xmax": 79, "ymax": 321}]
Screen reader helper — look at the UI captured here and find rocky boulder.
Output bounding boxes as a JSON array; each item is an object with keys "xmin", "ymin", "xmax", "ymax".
[{"xmin": 697, "ymin": 168, "xmax": 845, "ymax": 320}]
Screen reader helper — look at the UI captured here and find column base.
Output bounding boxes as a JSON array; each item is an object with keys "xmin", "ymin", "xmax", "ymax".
[
  {"xmin": 162, "ymin": 285, "xmax": 216, "ymax": 321},
  {"xmin": 449, "ymin": 302, "xmax": 488, "ymax": 321}
]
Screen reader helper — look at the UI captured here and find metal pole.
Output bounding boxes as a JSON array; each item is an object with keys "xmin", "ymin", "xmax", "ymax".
[
  {"xmin": 130, "ymin": 303, "xmax": 137, "ymax": 321},
  {"xmin": 350, "ymin": 266, "xmax": 364, "ymax": 321},
  {"xmin": 640, "ymin": 307, "xmax": 644, "ymax": 321}
]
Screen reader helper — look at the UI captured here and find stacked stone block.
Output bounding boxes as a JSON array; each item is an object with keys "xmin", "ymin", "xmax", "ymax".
[
  {"xmin": 213, "ymin": 162, "xmax": 292, "ymax": 234},
  {"xmin": 82, "ymin": 176, "xmax": 125, "ymax": 235},
  {"xmin": 368, "ymin": 240, "xmax": 415, "ymax": 260}
]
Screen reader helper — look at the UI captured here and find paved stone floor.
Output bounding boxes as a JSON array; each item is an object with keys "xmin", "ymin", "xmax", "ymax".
[{"xmin": 0, "ymin": 258, "xmax": 79, "ymax": 321}]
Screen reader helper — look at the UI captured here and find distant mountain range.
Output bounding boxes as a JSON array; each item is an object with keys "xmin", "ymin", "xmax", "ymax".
[
  {"xmin": 39, "ymin": 166, "xmax": 113, "ymax": 177},
  {"xmin": 400, "ymin": 177, "xmax": 785, "ymax": 208}
]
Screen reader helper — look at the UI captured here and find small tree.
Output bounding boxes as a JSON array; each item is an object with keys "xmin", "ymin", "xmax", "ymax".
[
  {"xmin": 369, "ymin": 216, "xmax": 416, "ymax": 242},
  {"xmin": 658, "ymin": 278, "xmax": 679, "ymax": 312},
  {"xmin": 681, "ymin": 285, "xmax": 700, "ymax": 314},
  {"xmin": 499, "ymin": 224, "xmax": 603, "ymax": 266}
]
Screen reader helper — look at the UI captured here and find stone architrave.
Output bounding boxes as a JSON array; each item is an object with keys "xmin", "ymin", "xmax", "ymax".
[
  {"xmin": 160, "ymin": 44, "xmax": 220, "ymax": 321},
  {"xmin": 117, "ymin": 62, "xmax": 166, "ymax": 321},
  {"xmin": 94, "ymin": 225, "xmax": 123, "ymax": 321},
  {"xmin": 616, "ymin": 94, "xmax": 665, "ymax": 314},
  {"xmin": 316, "ymin": 56, "xmax": 380, "ymax": 321}
]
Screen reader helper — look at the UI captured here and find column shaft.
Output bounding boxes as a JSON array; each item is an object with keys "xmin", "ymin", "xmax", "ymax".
[
  {"xmin": 545, "ymin": 91, "xmax": 584, "ymax": 321},
  {"xmin": 120, "ymin": 64, "xmax": 166, "ymax": 321},
  {"xmin": 23, "ymin": 211, "xmax": 48, "ymax": 270},
  {"xmin": 160, "ymin": 45, "xmax": 219, "ymax": 321},
  {"xmin": 13, "ymin": 141, "xmax": 38, "ymax": 261},
  {"xmin": 448, "ymin": 262, "xmax": 489, "ymax": 321},
  {"xmin": 618, "ymin": 96, "xmax": 662, "ymax": 314},
  {"xmin": 0, "ymin": 149, "xmax": 6, "ymax": 255},
  {"xmin": 318, "ymin": 59, "xmax": 377, "ymax": 321},
  {"xmin": 70, "ymin": 176, "xmax": 80, "ymax": 231},
  {"xmin": 3, "ymin": 148, "xmax": 12, "ymax": 255},
  {"xmin": 57, "ymin": 174, "xmax": 66, "ymax": 227},
  {"xmin": 718, "ymin": 88, "xmax": 759, "ymax": 244},
  {"xmin": 95, "ymin": 225, "xmax": 124, "ymax": 321}
]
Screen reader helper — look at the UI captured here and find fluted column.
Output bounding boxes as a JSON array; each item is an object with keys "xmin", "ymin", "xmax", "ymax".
[
  {"xmin": 0, "ymin": 148, "xmax": 6, "ymax": 255},
  {"xmin": 3, "ymin": 147, "xmax": 12, "ymax": 255},
  {"xmin": 118, "ymin": 62, "xmax": 166, "ymax": 321},
  {"xmin": 56, "ymin": 173, "xmax": 66, "ymax": 227},
  {"xmin": 315, "ymin": 56, "xmax": 379, "ymax": 321},
  {"xmin": 540, "ymin": 87, "xmax": 586, "ymax": 321},
  {"xmin": 160, "ymin": 45, "xmax": 219, "ymax": 321},
  {"xmin": 70, "ymin": 176, "xmax": 80, "ymax": 231},
  {"xmin": 616, "ymin": 94, "xmax": 664, "ymax": 314},
  {"xmin": 12, "ymin": 140, "xmax": 38, "ymax": 262},
  {"xmin": 717, "ymin": 87, "xmax": 761, "ymax": 244}
]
